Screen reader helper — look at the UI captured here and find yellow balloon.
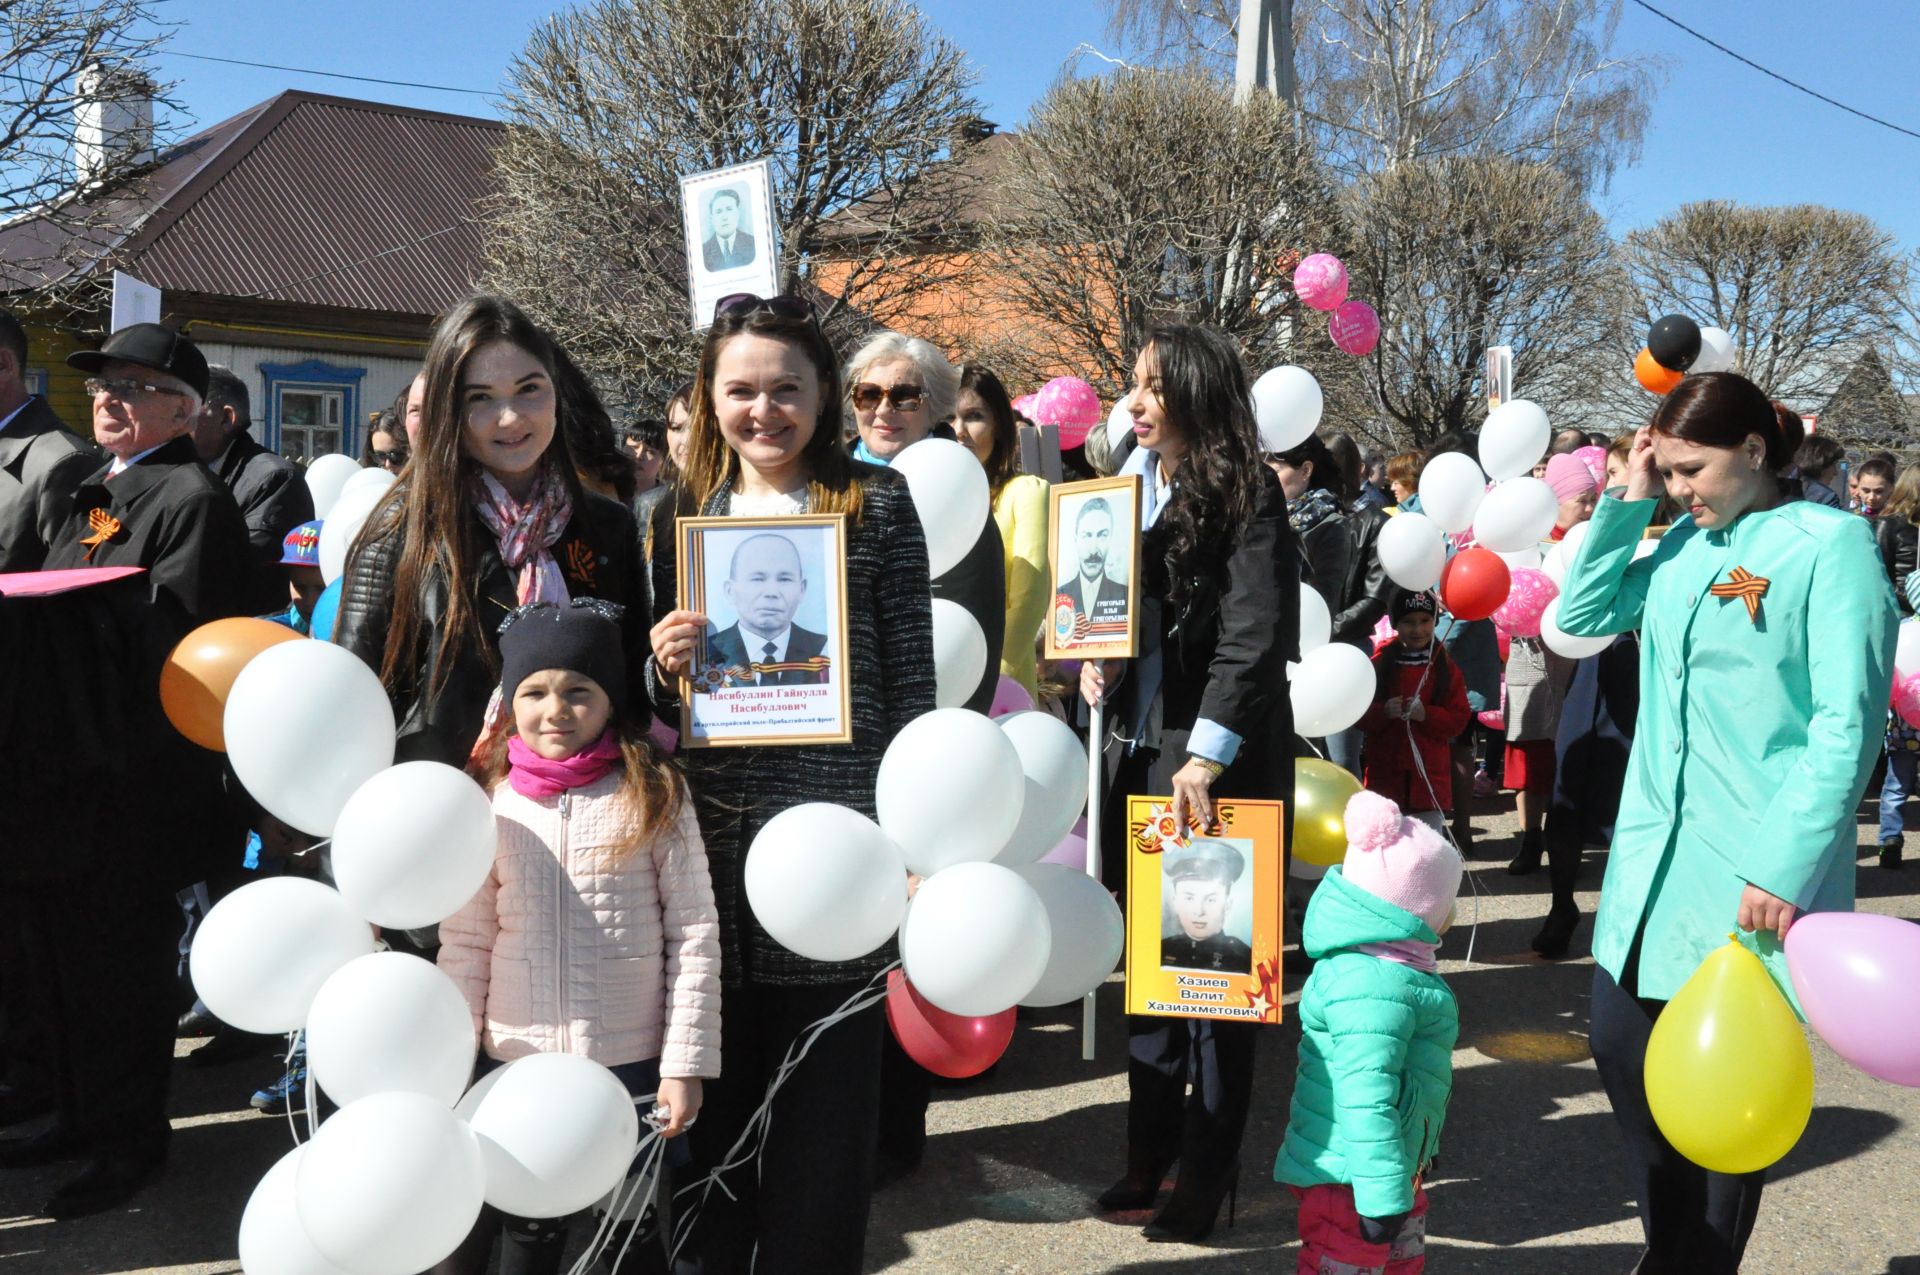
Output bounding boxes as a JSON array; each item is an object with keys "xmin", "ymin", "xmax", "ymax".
[
  {"xmin": 1645, "ymin": 937, "xmax": 1813, "ymax": 1175},
  {"xmin": 1292, "ymin": 758, "xmax": 1363, "ymax": 867}
]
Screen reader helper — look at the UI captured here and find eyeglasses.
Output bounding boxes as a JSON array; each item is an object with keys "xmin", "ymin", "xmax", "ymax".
[
  {"xmin": 85, "ymin": 376, "xmax": 188, "ymax": 402},
  {"xmin": 714, "ymin": 293, "xmax": 817, "ymax": 323},
  {"xmin": 371, "ymin": 449, "xmax": 407, "ymax": 467},
  {"xmin": 850, "ymin": 383, "xmax": 926, "ymax": 412}
]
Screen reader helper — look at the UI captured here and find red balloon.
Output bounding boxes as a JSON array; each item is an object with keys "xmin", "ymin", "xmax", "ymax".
[
  {"xmin": 885, "ymin": 970, "xmax": 1015, "ymax": 1079},
  {"xmin": 1440, "ymin": 547, "xmax": 1511, "ymax": 622}
]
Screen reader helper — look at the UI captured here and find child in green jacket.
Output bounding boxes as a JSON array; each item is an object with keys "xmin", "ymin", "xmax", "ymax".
[{"xmin": 1275, "ymin": 791, "xmax": 1461, "ymax": 1274}]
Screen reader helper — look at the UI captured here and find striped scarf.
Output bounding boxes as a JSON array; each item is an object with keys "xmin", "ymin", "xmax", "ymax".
[{"xmin": 470, "ymin": 465, "xmax": 573, "ymax": 608}]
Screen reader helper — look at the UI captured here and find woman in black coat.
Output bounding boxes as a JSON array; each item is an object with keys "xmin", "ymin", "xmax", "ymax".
[{"xmin": 1083, "ymin": 324, "xmax": 1297, "ymax": 1244}]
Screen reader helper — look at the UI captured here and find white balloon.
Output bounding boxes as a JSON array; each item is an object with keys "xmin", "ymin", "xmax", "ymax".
[
  {"xmin": 1897, "ymin": 620, "xmax": 1920, "ymax": 679},
  {"xmin": 900, "ymin": 862, "xmax": 1051, "ymax": 1016},
  {"xmin": 226, "ymin": 640, "xmax": 396, "ymax": 836},
  {"xmin": 876, "ymin": 707, "xmax": 1025, "ymax": 875},
  {"xmin": 331, "ymin": 762, "xmax": 496, "ymax": 930},
  {"xmin": 1376, "ymin": 512, "xmax": 1447, "ymax": 591},
  {"xmin": 318, "ymin": 481, "xmax": 391, "ymax": 586},
  {"xmin": 1290, "ymin": 642, "xmax": 1375, "ymax": 737},
  {"xmin": 994, "ymin": 711, "xmax": 1088, "ymax": 865},
  {"xmin": 305, "ymin": 953, "xmax": 476, "ymax": 1109},
  {"xmin": 460, "ymin": 1053, "xmax": 641, "ymax": 1218},
  {"xmin": 303, "ymin": 454, "xmax": 361, "ymax": 520},
  {"xmin": 1539, "ymin": 596, "xmax": 1612, "ymax": 659},
  {"xmin": 1542, "ymin": 520, "xmax": 1592, "ymax": 587},
  {"xmin": 1106, "ymin": 398, "xmax": 1134, "ymax": 452},
  {"xmin": 1418, "ymin": 452, "xmax": 1488, "ymax": 534},
  {"xmin": 1251, "ymin": 366, "xmax": 1323, "ymax": 453},
  {"xmin": 930, "ymin": 599, "xmax": 989, "ymax": 710},
  {"xmin": 743, "ymin": 803, "xmax": 907, "ymax": 962},
  {"xmin": 239, "ymin": 1147, "xmax": 358, "ymax": 1275},
  {"xmin": 1478, "ymin": 400, "xmax": 1551, "ymax": 481},
  {"xmin": 297, "ymin": 1092, "xmax": 486, "ymax": 1275},
  {"xmin": 190, "ymin": 878, "xmax": 374, "ymax": 1034},
  {"xmin": 1693, "ymin": 326, "xmax": 1735, "ymax": 375},
  {"xmin": 1299, "ymin": 583, "xmax": 1333, "ymax": 654},
  {"xmin": 1473, "ymin": 477, "xmax": 1560, "ymax": 553},
  {"xmin": 892, "ymin": 438, "xmax": 991, "ymax": 578},
  {"xmin": 339, "ymin": 465, "xmax": 397, "ymax": 505},
  {"xmin": 1013, "ymin": 864, "xmax": 1124, "ymax": 1006}
]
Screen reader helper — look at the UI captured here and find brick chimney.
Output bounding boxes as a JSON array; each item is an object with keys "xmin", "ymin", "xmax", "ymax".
[{"xmin": 74, "ymin": 60, "xmax": 155, "ymax": 188}]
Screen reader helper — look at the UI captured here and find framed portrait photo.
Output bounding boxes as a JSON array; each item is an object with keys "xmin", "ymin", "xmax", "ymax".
[
  {"xmin": 1123, "ymin": 795, "xmax": 1284, "ymax": 1026},
  {"xmin": 675, "ymin": 514, "xmax": 853, "ymax": 748},
  {"xmin": 679, "ymin": 158, "xmax": 781, "ymax": 330},
  {"xmin": 1042, "ymin": 475, "xmax": 1141, "ymax": 661}
]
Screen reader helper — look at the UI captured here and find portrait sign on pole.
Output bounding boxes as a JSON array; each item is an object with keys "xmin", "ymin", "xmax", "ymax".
[
  {"xmin": 1124, "ymin": 795, "xmax": 1284, "ymax": 1025},
  {"xmin": 1042, "ymin": 475, "xmax": 1141, "ymax": 661},
  {"xmin": 1485, "ymin": 344, "xmax": 1513, "ymax": 412},
  {"xmin": 675, "ymin": 513, "xmax": 852, "ymax": 748},
  {"xmin": 679, "ymin": 158, "xmax": 780, "ymax": 330}
]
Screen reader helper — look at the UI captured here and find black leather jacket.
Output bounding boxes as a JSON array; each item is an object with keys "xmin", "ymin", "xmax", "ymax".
[
  {"xmin": 332, "ymin": 489, "xmax": 650, "ymax": 767},
  {"xmin": 1298, "ymin": 503, "xmax": 1398, "ymax": 648}
]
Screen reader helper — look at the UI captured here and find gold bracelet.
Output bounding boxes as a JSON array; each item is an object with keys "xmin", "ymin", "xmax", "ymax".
[{"xmin": 1189, "ymin": 756, "xmax": 1226, "ymax": 779}]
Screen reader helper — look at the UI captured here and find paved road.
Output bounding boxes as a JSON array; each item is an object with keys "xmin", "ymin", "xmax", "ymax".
[{"xmin": 5, "ymin": 801, "xmax": 1918, "ymax": 1274}]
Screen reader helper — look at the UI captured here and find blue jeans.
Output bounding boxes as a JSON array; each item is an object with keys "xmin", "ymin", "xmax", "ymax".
[{"xmin": 1880, "ymin": 746, "xmax": 1918, "ymax": 842}]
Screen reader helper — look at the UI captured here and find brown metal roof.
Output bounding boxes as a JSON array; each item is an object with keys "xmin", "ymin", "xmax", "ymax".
[{"xmin": 1, "ymin": 90, "xmax": 502, "ymax": 319}]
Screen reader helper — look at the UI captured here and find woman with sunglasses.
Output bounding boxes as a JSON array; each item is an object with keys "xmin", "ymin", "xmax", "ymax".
[
  {"xmin": 648, "ymin": 293, "xmax": 936, "ymax": 1274},
  {"xmin": 845, "ymin": 331, "xmax": 955, "ymax": 462},
  {"xmin": 1081, "ymin": 323, "xmax": 1296, "ymax": 1245},
  {"xmin": 359, "ymin": 407, "xmax": 409, "ymax": 472}
]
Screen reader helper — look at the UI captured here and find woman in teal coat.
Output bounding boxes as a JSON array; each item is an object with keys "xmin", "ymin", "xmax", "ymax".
[{"xmin": 1558, "ymin": 373, "xmax": 1896, "ymax": 1273}]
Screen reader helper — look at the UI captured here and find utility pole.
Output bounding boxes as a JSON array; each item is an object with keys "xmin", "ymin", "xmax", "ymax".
[{"xmin": 1234, "ymin": 0, "xmax": 1296, "ymax": 105}]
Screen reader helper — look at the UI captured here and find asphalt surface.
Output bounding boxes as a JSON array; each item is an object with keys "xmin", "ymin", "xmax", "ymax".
[{"xmin": 5, "ymin": 798, "xmax": 1918, "ymax": 1274}]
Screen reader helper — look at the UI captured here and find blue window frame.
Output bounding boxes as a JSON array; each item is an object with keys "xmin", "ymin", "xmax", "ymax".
[{"xmin": 260, "ymin": 358, "xmax": 367, "ymax": 462}]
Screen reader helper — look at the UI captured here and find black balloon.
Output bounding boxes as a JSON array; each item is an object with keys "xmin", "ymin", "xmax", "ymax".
[{"xmin": 1648, "ymin": 314, "xmax": 1702, "ymax": 372}]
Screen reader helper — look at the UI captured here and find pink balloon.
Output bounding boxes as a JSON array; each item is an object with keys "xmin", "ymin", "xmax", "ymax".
[
  {"xmin": 1492, "ymin": 568, "xmax": 1559, "ymax": 639},
  {"xmin": 1038, "ymin": 817, "xmax": 1089, "ymax": 871},
  {"xmin": 1329, "ymin": 300, "xmax": 1381, "ymax": 357},
  {"xmin": 1011, "ymin": 393, "xmax": 1037, "ymax": 420},
  {"xmin": 1574, "ymin": 445, "xmax": 1609, "ymax": 489},
  {"xmin": 1786, "ymin": 912, "xmax": 1920, "ymax": 1086},
  {"xmin": 989, "ymin": 675, "xmax": 1035, "ymax": 718},
  {"xmin": 1293, "ymin": 253, "xmax": 1349, "ymax": 311},
  {"xmin": 1895, "ymin": 673, "xmax": 1920, "ymax": 727},
  {"xmin": 1477, "ymin": 709, "xmax": 1505, "ymax": 731},
  {"xmin": 1030, "ymin": 377, "xmax": 1102, "ymax": 446}
]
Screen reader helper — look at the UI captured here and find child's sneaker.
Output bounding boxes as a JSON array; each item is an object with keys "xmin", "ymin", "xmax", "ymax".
[{"xmin": 251, "ymin": 1045, "xmax": 307, "ymax": 1115}]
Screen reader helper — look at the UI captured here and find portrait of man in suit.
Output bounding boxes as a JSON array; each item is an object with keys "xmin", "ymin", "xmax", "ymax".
[
  {"xmin": 1058, "ymin": 495, "xmax": 1128, "ymax": 630},
  {"xmin": 701, "ymin": 187, "xmax": 757, "ymax": 272},
  {"xmin": 703, "ymin": 532, "xmax": 829, "ymax": 687}
]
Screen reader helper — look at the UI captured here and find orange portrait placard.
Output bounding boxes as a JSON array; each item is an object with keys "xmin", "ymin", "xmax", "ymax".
[{"xmin": 1124, "ymin": 796, "xmax": 1284, "ymax": 1025}]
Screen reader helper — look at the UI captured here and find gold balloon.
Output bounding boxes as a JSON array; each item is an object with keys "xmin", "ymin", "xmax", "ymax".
[
  {"xmin": 159, "ymin": 618, "xmax": 304, "ymax": 752},
  {"xmin": 1292, "ymin": 758, "xmax": 1363, "ymax": 867},
  {"xmin": 1645, "ymin": 937, "xmax": 1814, "ymax": 1175}
]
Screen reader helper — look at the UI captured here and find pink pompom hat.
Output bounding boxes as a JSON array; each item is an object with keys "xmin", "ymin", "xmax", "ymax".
[{"xmin": 1340, "ymin": 791, "xmax": 1462, "ymax": 934}]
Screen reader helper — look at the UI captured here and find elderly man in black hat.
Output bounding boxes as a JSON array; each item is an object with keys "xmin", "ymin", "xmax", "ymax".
[{"xmin": 0, "ymin": 324, "xmax": 250, "ymax": 1219}]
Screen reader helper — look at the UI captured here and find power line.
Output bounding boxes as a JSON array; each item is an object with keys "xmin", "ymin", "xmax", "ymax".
[
  {"xmin": 1629, "ymin": 0, "xmax": 1920, "ymax": 143},
  {"xmin": 165, "ymin": 50, "xmax": 497, "ymax": 100}
]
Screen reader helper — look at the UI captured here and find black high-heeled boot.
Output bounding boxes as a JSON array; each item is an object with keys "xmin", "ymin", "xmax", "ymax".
[
  {"xmin": 1531, "ymin": 900, "xmax": 1581, "ymax": 958},
  {"xmin": 1507, "ymin": 829, "xmax": 1544, "ymax": 875},
  {"xmin": 1141, "ymin": 1163, "xmax": 1238, "ymax": 1243},
  {"xmin": 1096, "ymin": 1152, "xmax": 1176, "ymax": 1211}
]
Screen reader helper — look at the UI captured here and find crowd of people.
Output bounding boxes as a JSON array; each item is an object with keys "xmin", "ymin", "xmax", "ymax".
[{"xmin": 0, "ymin": 289, "xmax": 1906, "ymax": 1275}]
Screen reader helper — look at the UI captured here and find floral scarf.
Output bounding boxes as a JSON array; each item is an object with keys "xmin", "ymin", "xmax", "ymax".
[
  {"xmin": 470, "ymin": 465, "xmax": 574, "ymax": 608},
  {"xmin": 1288, "ymin": 486, "xmax": 1342, "ymax": 537}
]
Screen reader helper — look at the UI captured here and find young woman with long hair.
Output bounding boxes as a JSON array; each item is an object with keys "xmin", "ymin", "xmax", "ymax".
[
  {"xmin": 647, "ymin": 294, "xmax": 936, "ymax": 1273},
  {"xmin": 1080, "ymin": 324, "xmax": 1297, "ymax": 1244}
]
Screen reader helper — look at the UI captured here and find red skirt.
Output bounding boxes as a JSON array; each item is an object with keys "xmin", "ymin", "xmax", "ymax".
[{"xmin": 1503, "ymin": 738, "xmax": 1556, "ymax": 796}]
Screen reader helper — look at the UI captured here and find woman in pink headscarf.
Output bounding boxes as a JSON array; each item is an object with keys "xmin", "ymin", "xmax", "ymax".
[{"xmin": 1503, "ymin": 454, "xmax": 1599, "ymax": 876}]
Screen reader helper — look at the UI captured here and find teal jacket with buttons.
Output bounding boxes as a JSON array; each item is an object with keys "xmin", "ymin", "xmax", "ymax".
[
  {"xmin": 1273, "ymin": 868, "xmax": 1457, "ymax": 1219},
  {"xmin": 1558, "ymin": 495, "xmax": 1897, "ymax": 1004}
]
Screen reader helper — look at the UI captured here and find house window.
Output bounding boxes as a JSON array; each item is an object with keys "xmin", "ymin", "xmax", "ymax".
[
  {"xmin": 260, "ymin": 358, "xmax": 367, "ymax": 462},
  {"xmin": 23, "ymin": 368, "xmax": 48, "ymax": 396}
]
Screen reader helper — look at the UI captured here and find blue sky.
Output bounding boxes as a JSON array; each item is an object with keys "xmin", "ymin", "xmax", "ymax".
[{"xmin": 148, "ymin": 0, "xmax": 1920, "ymax": 252}]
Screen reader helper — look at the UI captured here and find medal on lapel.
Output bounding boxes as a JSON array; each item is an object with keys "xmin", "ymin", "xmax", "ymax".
[{"xmin": 1709, "ymin": 566, "xmax": 1769, "ymax": 624}]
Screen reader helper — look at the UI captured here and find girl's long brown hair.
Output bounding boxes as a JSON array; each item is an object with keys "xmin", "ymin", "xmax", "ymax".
[
  {"xmin": 958, "ymin": 363, "xmax": 1021, "ymax": 501},
  {"xmin": 351, "ymin": 294, "xmax": 586, "ymax": 698},
  {"xmin": 477, "ymin": 718, "xmax": 683, "ymax": 849},
  {"xmin": 678, "ymin": 301, "xmax": 863, "ymax": 519}
]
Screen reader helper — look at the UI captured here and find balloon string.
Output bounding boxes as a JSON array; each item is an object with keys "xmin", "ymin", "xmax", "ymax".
[
  {"xmin": 278, "ymin": 1030, "xmax": 306, "ymax": 1148},
  {"xmin": 666, "ymin": 964, "xmax": 896, "ymax": 1267},
  {"xmin": 570, "ymin": 1115, "xmax": 668, "ymax": 1275},
  {"xmin": 1399, "ymin": 660, "xmax": 1481, "ymax": 967}
]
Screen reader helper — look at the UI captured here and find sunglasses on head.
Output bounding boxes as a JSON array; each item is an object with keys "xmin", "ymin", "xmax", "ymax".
[
  {"xmin": 714, "ymin": 293, "xmax": 817, "ymax": 324},
  {"xmin": 850, "ymin": 383, "xmax": 925, "ymax": 412}
]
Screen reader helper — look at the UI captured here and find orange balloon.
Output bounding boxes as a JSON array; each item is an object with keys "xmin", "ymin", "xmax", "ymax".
[
  {"xmin": 1635, "ymin": 347, "xmax": 1684, "ymax": 395},
  {"xmin": 160, "ymin": 618, "xmax": 304, "ymax": 751}
]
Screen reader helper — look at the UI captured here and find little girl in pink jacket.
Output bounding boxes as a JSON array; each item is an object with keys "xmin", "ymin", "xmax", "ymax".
[{"xmin": 438, "ymin": 599, "xmax": 720, "ymax": 1275}]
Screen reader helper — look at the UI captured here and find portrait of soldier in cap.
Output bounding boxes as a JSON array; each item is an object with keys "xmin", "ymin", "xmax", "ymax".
[{"xmin": 1159, "ymin": 839, "xmax": 1255, "ymax": 974}]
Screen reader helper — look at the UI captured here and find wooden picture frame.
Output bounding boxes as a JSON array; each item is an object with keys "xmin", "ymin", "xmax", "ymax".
[
  {"xmin": 1124, "ymin": 795, "xmax": 1284, "ymax": 1026},
  {"xmin": 676, "ymin": 513, "xmax": 853, "ymax": 748},
  {"xmin": 1042, "ymin": 474, "xmax": 1142, "ymax": 661}
]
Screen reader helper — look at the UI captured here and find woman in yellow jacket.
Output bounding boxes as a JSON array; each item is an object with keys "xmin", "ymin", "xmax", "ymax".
[{"xmin": 949, "ymin": 365, "xmax": 1050, "ymax": 699}]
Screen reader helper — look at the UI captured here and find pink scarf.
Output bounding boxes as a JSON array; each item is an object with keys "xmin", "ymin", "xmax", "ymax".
[
  {"xmin": 506, "ymin": 731, "xmax": 622, "ymax": 798},
  {"xmin": 470, "ymin": 466, "xmax": 573, "ymax": 608},
  {"xmin": 1357, "ymin": 940, "xmax": 1439, "ymax": 973}
]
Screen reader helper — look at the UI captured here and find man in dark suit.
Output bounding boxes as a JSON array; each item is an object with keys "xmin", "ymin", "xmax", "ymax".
[
  {"xmin": 701, "ymin": 188, "xmax": 757, "ymax": 272},
  {"xmin": 191, "ymin": 365, "xmax": 314, "ymax": 616},
  {"xmin": 0, "ymin": 309, "xmax": 101, "ymax": 571},
  {"xmin": 0, "ymin": 323, "xmax": 250, "ymax": 1219},
  {"xmin": 1058, "ymin": 495, "xmax": 1128, "ymax": 640},
  {"xmin": 703, "ymin": 532, "xmax": 828, "ymax": 686}
]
